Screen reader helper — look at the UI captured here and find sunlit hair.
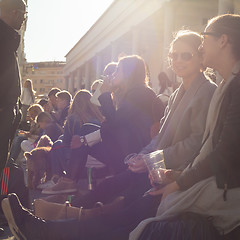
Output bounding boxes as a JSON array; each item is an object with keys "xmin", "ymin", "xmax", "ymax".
[
  {"xmin": 118, "ymin": 55, "xmax": 148, "ymax": 92},
  {"xmin": 48, "ymin": 88, "xmax": 60, "ymax": 97},
  {"xmin": 24, "ymin": 79, "xmax": 36, "ymax": 101},
  {"xmin": 37, "ymin": 99, "xmax": 48, "ymax": 107},
  {"xmin": 68, "ymin": 89, "xmax": 104, "ymax": 129},
  {"xmin": 103, "ymin": 62, "xmax": 117, "ymax": 76},
  {"xmin": 168, "ymin": 30, "xmax": 203, "ymax": 71},
  {"xmin": 90, "ymin": 79, "xmax": 102, "ymax": 94},
  {"xmin": 170, "ymin": 30, "xmax": 202, "ymax": 54},
  {"xmin": 56, "ymin": 90, "xmax": 72, "ymax": 105},
  {"xmin": 27, "ymin": 104, "xmax": 44, "ymax": 120},
  {"xmin": 207, "ymin": 14, "xmax": 240, "ymax": 60},
  {"xmin": 36, "ymin": 112, "xmax": 53, "ymax": 124}
]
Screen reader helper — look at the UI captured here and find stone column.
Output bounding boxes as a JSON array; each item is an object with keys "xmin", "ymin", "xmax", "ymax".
[
  {"xmin": 76, "ymin": 68, "xmax": 82, "ymax": 91},
  {"xmin": 68, "ymin": 73, "xmax": 74, "ymax": 94},
  {"xmin": 85, "ymin": 62, "xmax": 90, "ymax": 90},
  {"xmin": 111, "ymin": 42, "xmax": 118, "ymax": 62},
  {"xmin": 64, "ymin": 76, "xmax": 69, "ymax": 91},
  {"xmin": 96, "ymin": 54, "xmax": 102, "ymax": 79},
  {"xmin": 218, "ymin": 0, "xmax": 234, "ymax": 14}
]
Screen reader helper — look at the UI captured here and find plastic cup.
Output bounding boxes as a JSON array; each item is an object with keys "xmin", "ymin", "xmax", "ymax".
[
  {"xmin": 124, "ymin": 153, "xmax": 138, "ymax": 165},
  {"xmin": 143, "ymin": 150, "xmax": 166, "ymax": 186}
]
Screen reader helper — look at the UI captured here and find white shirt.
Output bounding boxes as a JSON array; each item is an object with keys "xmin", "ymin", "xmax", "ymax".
[{"xmin": 21, "ymin": 88, "xmax": 34, "ymax": 105}]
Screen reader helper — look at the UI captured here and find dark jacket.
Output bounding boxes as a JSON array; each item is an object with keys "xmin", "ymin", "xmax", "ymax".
[
  {"xmin": 98, "ymin": 85, "xmax": 156, "ymax": 170},
  {"xmin": 177, "ymin": 74, "xmax": 240, "ymax": 191},
  {"xmin": 0, "ymin": 19, "xmax": 21, "ymax": 109},
  {"xmin": 44, "ymin": 122, "xmax": 63, "ymax": 143},
  {"xmin": 63, "ymin": 114, "xmax": 101, "ymax": 146}
]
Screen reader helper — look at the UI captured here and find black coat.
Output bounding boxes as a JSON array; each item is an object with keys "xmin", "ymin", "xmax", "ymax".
[
  {"xmin": 96, "ymin": 85, "xmax": 157, "ymax": 172},
  {"xmin": 0, "ymin": 19, "xmax": 21, "ymax": 109},
  {"xmin": 177, "ymin": 74, "xmax": 240, "ymax": 191}
]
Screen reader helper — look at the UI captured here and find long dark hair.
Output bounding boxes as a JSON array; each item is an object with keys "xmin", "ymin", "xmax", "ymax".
[
  {"xmin": 68, "ymin": 89, "xmax": 104, "ymax": 129},
  {"xmin": 118, "ymin": 55, "xmax": 149, "ymax": 93}
]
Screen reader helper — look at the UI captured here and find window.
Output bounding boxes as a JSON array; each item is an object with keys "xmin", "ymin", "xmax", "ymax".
[{"xmin": 40, "ymin": 79, "xmax": 43, "ymax": 83}]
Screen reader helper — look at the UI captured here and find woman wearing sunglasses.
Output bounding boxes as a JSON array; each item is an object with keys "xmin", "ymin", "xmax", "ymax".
[
  {"xmin": 129, "ymin": 14, "xmax": 240, "ymax": 240},
  {"xmin": 0, "ymin": 32, "xmax": 217, "ymax": 240},
  {"xmin": 129, "ymin": 30, "xmax": 216, "ymax": 176}
]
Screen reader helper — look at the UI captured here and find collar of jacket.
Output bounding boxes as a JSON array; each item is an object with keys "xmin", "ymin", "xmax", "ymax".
[{"xmin": 0, "ymin": 18, "xmax": 20, "ymax": 52}]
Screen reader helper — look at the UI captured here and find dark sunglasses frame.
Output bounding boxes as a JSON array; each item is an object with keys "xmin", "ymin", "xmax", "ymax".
[{"xmin": 168, "ymin": 52, "xmax": 195, "ymax": 61}]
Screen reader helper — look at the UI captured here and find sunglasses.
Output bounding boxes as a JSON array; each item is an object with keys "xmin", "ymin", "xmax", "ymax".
[
  {"xmin": 168, "ymin": 52, "xmax": 195, "ymax": 61},
  {"xmin": 200, "ymin": 32, "xmax": 221, "ymax": 42},
  {"xmin": 200, "ymin": 32, "xmax": 221, "ymax": 37}
]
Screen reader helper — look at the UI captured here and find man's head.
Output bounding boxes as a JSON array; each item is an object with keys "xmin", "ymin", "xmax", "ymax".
[
  {"xmin": 0, "ymin": 0, "xmax": 27, "ymax": 30},
  {"xmin": 47, "ymin": 88, "xmax": 60, "ymax": 110},
  {"xmin": 56, "ymin": 90, "xmax": 72, "ymax": 111},
  {"xmin": 36, "ymin": 112, "xmax": 53, "ymax": 130}
]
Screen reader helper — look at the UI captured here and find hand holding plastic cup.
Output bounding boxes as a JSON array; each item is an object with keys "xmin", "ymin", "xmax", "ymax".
[
  {"xmin": 143, "ymin": 150, "xmax": 166, "ymax": 188},
  {"xmin": 124, "ymin": 153, "xmax": 144, "ymax": 165}
]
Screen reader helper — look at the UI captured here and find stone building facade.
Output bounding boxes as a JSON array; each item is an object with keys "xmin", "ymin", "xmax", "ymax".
[
  {"xmin": 23, "ymin": 61, "xmax": 66, "ymax": 98},
  {"xmin": 64, "ymin": 0, "xmax": 239, "ymax": 95}
]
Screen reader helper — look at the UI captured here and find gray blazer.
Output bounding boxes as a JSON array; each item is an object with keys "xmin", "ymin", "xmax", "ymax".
[{"xmin": 140, "ymin": 73, "xmax": 217, "ymax": 170}]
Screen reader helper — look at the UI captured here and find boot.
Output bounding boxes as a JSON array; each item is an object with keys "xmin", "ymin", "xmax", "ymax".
[
  {"xmin": 34, "ymin": 196, "xmax": 125, "ymax": 221},
  {"xmin": 41, "ymin": 194, "xmax": 68, "ymax": 204},
  {"xmin": 2, "ymin": 193, "xmax": 43, "ymax": 240},
  {"xmin": 2, "ymin": 193, "xmax": 81, "ymax": 240}
]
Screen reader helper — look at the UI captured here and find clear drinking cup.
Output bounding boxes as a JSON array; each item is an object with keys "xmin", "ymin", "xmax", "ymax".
[
  {"xmin": 124, "ymin": 153, "xmax": 145, "ymax": 165},
  {"xmin": 143, "ymin": 150, "xmax": 166, "ymax": 188}
]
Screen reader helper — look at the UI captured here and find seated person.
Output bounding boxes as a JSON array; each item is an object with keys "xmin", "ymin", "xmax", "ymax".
[
  {"xmin": 47, "ymin": 87, "xmax": 60, "ymax": 111},
  {"xmin": 10, "ymin": 104, "xmax": 43, "ymax": 160},
  {"xmin": 2, "ymin": 27, "xmax": 224, "ymax": 240},
  {"xmin": 51, "ymin": 90, "xmax": 72, "ymax": 128},
  {"xmin": 41, "ymin": 90, "xmax": 104, "ymax": 192},
  {"xmin": 43, "ymin": 55, "xmax": 158, "ymax": 194},
  {"xmin": 37, "ymin": 99, "xmax": 53, "ymax": 113},
  {"xmin": 36, "ymin": 112, "xmax": 63, "ymax": 143},
  {"xmin": 130, "ymin": 13, "xmax": 240, "ymax": 240},
  {"xmin": 3, "ymin": 32, "xmax": 217, "ymax": 240}
]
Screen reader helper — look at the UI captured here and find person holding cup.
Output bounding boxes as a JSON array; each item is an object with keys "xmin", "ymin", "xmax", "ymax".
[
  {"xmin": 130, "ymin": 14, "xmax": 240, "ymax": 240},
  {"xmin": 0, "ymin": 32, "xmax": 218, "ymax": 240},
  {"xmin": 42, "ymin": 55, "xmax": 157, "ymax": 194},
  {"xmin": 129, "ymin": 30, "xmax": 216, "ymax": 180}
]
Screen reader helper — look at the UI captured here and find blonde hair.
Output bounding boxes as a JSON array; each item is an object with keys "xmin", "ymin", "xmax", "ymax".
[{"xmin": 68, "ymin": 90, "xmax": 104, "ymax": 129}]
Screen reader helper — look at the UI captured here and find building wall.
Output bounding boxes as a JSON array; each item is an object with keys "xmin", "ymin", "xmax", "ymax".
[
  {"xmin": 23, "ymin": 62, "xmax": 66, "ymax": 98},
  {"xmin": 64, "ymin": 0, "xmax": 240, "ymax": 94}
]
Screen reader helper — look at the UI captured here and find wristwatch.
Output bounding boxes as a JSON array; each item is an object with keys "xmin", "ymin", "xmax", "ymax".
[{"xmin": 79, "ymin": 136, "xmax": 87, "ymax": 146}]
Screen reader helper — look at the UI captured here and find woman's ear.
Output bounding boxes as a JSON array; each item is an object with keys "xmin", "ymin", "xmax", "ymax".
[{"xmin": 219, "ymin": 34, "xmax": 229, "ymax": 49}]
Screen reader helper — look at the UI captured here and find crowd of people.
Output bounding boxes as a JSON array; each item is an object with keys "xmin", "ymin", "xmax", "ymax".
[{"xmin": 0, "ymin": 0, "xmax": 240, "ymax": 239}]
